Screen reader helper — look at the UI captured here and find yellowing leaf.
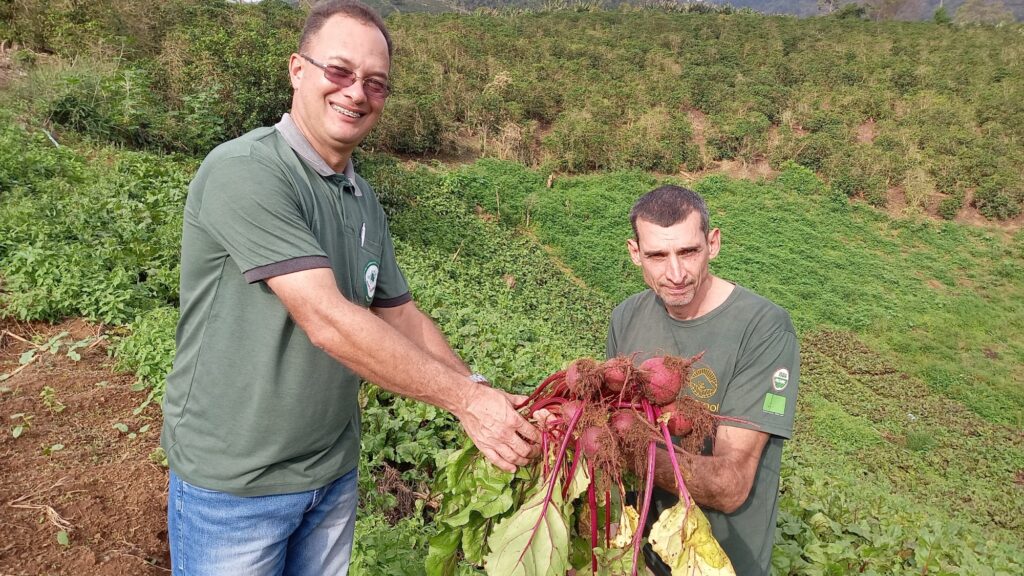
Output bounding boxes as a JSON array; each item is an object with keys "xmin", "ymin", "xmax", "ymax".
[
  {"xmin": 610, "ymin": 505, "xmax": 639, "ymax": 549},
  {"xmin": 649, "ymin": 501, "xmax": 735, "ymax": 576},
  {"xmin": 565, "ymin": 457, "xmax": 591, "ymax": 503},
  {"xmin": 484, "ymin": 475, "xmax": 572, "ymax": 576}
]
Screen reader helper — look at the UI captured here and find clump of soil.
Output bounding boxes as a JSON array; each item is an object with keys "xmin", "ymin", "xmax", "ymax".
[{"xmin": 0, "ymin": 318, "xmax": 170, "ymax": 575}]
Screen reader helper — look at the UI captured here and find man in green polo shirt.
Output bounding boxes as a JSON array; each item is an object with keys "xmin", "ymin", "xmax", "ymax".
[
  {"xmin": 160, "ymin": 2, "xmax": 540, "ymax": 574},
  {"xmin": 607, "ymin": 185, "xmax": 799, "ymax": 576}
]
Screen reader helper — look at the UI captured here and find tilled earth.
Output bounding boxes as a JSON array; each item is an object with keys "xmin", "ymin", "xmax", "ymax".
[{"xmin": 0, "ymin": 319, "xmax": 169, "ymax": 575}]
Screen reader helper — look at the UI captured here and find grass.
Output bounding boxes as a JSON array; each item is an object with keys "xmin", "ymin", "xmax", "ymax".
[
  {"xmin": 448, "ymin": 159, "xmax": 1024, "ymax": 427},
  {"xmin": 1, "ymin": 115, "xmax": 1022, "ymax": 573},
  {"xmin": 435, "ymin": 158, "xmax": 1024, "ymax": 562}
]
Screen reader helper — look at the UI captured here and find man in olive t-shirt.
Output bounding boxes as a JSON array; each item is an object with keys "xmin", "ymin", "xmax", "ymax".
[
  {"xmin": 160, "ymin": 2, "xmax": 540, "ymax": 574},
  {"xmin": 607, "ymin": 185, "xmax": 799, "ymax": 576}
]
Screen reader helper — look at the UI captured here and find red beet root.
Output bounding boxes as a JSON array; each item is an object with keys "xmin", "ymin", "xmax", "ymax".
[
  {"xmin": 561, "ymin": 400, "xmax": 583, "ymax": 423},
  {"xmin": 601, "ymin": 357, "xmax": 632, "ymax": 392},
  {"xmin": 566, "ymin": 358, "xmax": 601, "ymax": 398},
  {"xmin": 661, "ymin": 401, "xmax": 694, "ymax": 436},
  {"xmin": 609, "ymin": 410, "xmax": 636, "ymax": 437},
  {"xmin": 580, "ymin": 426, "xmax": 603, "ymax": 457},
  {"xmin": 639, "ymin": 356, "xmax": 683, "ymax": 405}
]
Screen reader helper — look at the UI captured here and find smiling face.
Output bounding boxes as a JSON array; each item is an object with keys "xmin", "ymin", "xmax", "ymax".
[
  {"xmin": 628, "ymin": 212, "xmax": 721, "ymax": 320},
  {"xmin": 289, "ymin": 14, "xmax": 390, "ymax": 170}
]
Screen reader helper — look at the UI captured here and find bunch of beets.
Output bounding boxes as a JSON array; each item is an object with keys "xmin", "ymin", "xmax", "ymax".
[{"xmin": 507, "ymin": 353, "xmax": 733, "ymax": 575}]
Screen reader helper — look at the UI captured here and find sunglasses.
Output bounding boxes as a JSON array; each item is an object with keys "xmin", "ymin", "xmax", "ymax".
[{"xmin": 300, "ymin": 54, "xmax": 391, "ymax": 100}]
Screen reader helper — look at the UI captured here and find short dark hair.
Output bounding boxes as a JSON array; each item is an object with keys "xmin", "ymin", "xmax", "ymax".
[
  {"xmin": 629, "ymin": 185, "xmax": 710, "ymax": 239},
  {"xmin": 299, "ymin": 0, "xmax": 393, "ymax": 61}
]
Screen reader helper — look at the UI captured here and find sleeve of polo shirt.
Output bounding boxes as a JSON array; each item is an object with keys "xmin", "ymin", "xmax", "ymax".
[
  {"xmin": 718, "ymin": 322, "xmax": 800, "ymax": 440},
  {"xmin": 369, "ymin": 216, "xmax": 411, "ymax": 308},
  {"xmin": 196, "ymin": 154, "xmax": 330, "ymax": 283}
]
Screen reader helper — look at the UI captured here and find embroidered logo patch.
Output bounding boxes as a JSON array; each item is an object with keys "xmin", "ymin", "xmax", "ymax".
[
  {"xmin": 688, "ymin": 367, "xmax": 719, "ymax": 400},
  {"xmin": 772, "ymin": 368, "xmax": 790, "ymax": 391},
  {"xmin": 763, "ymin": 393, "xmax": 787, "ymax": 415},
  {"xmin": 364, "ymin": 261, "xmax": 379, "ymax": 303}
]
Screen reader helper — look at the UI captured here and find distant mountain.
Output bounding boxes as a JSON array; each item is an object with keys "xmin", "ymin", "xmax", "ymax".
[
  {"xmin": 701, "ymin": 0, "xmax": 1022, "ymax": 20},
  {"xmin": 446, "ymin": 0, "xmax": 1022, "ymax": 21},
  {"xmin": 364, "ymin": 0, "xmax": 463, "ymax": 15},
  {"xmin": 245, "ymin": 0, "xmax": 1022, "ymax": 20}
]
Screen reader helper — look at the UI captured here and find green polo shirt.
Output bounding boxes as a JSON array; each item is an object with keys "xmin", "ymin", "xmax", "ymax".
[
  {"xmin": 161, "ymin": 113, "xmax": 410, "ymax": 496},
  {"xmin": 607, "ymin": 285, "xmax": 799, "ymax": 576}
]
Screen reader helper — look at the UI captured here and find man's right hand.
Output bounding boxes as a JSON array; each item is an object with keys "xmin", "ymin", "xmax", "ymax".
[{"xmin": 456, "ymin": 384, "xmax": 541, "ymax": 472}]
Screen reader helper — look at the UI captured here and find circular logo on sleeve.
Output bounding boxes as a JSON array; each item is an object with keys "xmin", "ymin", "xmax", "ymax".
[
  {"xmin": 772, "ymin": 368, "xmax": 790, "ymax": 391},
  {"xmin": 364, "ymin": 261, "xmax": 379, "ymax": 303}
]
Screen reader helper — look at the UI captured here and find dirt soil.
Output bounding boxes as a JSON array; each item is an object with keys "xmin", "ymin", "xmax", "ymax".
[{"xmin": 0, "ymin": 319, "xmax": 169, "ymax": 576}]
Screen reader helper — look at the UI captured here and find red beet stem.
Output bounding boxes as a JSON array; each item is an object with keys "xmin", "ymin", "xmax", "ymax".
[
  {"xmin": 517, "ymin": 405, "xmax": 584, "ymax": 565},
  {"xmin": 587, "ymin": 461, "xmax": 599, "ymax": 573},
  {"xmin": 515, "ymin": 370, "xmax": 566, "ymax": 409}
]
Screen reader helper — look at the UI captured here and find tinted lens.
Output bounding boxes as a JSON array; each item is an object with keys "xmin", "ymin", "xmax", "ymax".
[
  {"xmin": 363, "ymin": 79, "xmax": 390, "ymax": 98},
  {"xmin": 325, "ymin": 65, "xmax": 389, "ymax": 99},
  {"xmin": 323, "ymin": 65, "xmax": 358, "ymax": 88}
]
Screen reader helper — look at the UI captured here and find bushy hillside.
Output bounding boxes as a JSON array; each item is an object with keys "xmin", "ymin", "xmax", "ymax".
[
  {"xmin": 2, "ymin": 2, "xmax": 1023, "ymax": 574},
  {"xmin": 2, "ymin": 113, "xmax": 1022, "ymax": 574},
  {"xmin": 3, "ymin": 1, "xmax": 1023, "ymax": 220}
]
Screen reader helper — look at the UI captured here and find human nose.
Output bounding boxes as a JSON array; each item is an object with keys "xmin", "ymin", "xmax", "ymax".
[
  {"xmin": 338, "ymin": 78, "xmax": 367, "ymax": 104},
  {"xmin": 665, "ymin": 256, "xmax": 685, "ymax": 284}
]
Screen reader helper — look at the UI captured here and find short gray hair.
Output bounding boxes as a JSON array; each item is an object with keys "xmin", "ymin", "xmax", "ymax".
[{"xmin": 629, "ymin": 185, "xmax": 710, "ymax": 239}]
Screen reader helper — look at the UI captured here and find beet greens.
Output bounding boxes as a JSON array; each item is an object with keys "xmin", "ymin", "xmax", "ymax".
[{"xmin": 426, "ymin": 354, "xmax": 736, "ymax": 576}]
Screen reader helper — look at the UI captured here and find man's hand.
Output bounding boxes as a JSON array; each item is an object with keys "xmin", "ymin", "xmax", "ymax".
[{"xmin": 456, "ymin": 385, "xmax": 541, "ymax": 472}]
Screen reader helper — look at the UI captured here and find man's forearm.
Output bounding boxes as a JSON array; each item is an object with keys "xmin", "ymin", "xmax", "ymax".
[
  {"xmin": 647, "ymin": 444, "xmax": 751, "ymax": 513},
  {"xmin": 322, "ymin": 303, "xmax": 474, "ymax": 413},
  {"xmin": 395, "ymin": 306, "xmax": 470, "ymax": 375}
]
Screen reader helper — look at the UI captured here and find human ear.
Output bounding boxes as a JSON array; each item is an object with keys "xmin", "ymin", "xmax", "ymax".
[
  {"xmin": 707, "ymin": 228, "xmax": 721, "ymax": 260},
  {"xmin": 627, "ymin": 238, "xmax": 642, "ymax": 266}
]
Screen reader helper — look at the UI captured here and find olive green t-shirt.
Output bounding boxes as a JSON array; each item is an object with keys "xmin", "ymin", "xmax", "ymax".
[
  {"xmin": 606, "ymin": 285, "xmax": 799, "ymax": 576},
  {"xmin": 161, "ymin": 114, "xmax": 410, "ymax": 496}
]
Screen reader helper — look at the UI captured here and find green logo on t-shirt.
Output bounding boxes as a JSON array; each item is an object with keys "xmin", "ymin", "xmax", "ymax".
[
  {"xmin": 364, "ymin": 261, "xmax": 379, "ymax": 303},
  {"xmin": 772, "ymin": 368, "xmax": 789, "ymax": 391},
  {"xmin": 763, "ymin": 393, "xmax": 787, "ymax": 415}
]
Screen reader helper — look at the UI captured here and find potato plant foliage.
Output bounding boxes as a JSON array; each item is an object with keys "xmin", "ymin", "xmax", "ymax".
[{"xmin": 1, "ymin": 2, "xmax": 1023, "ymax": 575}]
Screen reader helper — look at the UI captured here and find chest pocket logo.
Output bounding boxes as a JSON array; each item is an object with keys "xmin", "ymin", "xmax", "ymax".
[
  {"xmin": 688, "ymin": 367, "xmax": 719, "ymax": 399},
  {"xmin": 363, "ymin": 261, "xmax": 379, "ymax": 303}
]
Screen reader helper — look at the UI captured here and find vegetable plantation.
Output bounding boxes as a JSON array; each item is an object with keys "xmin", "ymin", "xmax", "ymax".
[{"xmin": 1, "ymin": 2, "xmax": 1023, "ymax": 575}]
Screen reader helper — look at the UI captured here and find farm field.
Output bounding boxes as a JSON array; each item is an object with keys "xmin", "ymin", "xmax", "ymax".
[{"xmin": 2, "ymin": 2, "xmax": 1023, "ymax": 575}]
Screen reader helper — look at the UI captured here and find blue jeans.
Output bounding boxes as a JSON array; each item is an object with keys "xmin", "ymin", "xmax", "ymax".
[{"xmin": 168, "ymin": 469, "xmax": 358, "ymax": 576}]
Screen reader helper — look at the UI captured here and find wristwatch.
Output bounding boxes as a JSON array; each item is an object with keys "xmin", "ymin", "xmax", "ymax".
[{"xmin": 468, "ymin": 373, "xmax": 489, "ymax": 384}]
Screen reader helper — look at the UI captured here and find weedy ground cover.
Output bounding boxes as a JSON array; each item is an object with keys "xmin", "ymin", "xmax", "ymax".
[
  {"xmin": 450, "ymin": 159, "xmax": 1024, "ymax": 427},
  {"xmin": 3, "ymin": 5, "xmax": 1024, "ymax": 569},
  {"xmin": 1, "ymin": 112, "xmax": 1022, "ymax": 573}
]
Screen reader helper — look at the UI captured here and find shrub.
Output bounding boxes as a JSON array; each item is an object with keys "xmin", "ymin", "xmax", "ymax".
[
  {"xmin": 617, "ymin": 106, "xmax": 694, "ymax": 172},
  {"xmin": 156, "ymin": 1, "xmax": 301, "ymax": 144},
  {"xmin": 367, "ymin": 93, "xmax": 445, "ymax": 154},
  {"xmin": 795, "ymin": 132, "xmax": 850, "ymax": 172},
  {"xmin": 827, "ymin": 163, "xmax": 885, "ymax": 202},
  {"xmin": 973, "ymin": 174, "xmax": 1023, "ymax": 220},
  {"xmin": 776, "ymin": 161, "xmax": 826, "ymax": 196},
  {"xmin": 542, "ymin": 108, "xmax": 612, "ymax": 173},
  {"xmin": 902, "ymin": 167, "xmax": 935, "ymax": 212},
  {"xmin": 706, "ymin": 111, "xmax": 771, "ymax": 161},
  {"xmin": 41, "ymin": 63, "xmax": 164, "ymax": 148},
  {"xmin": 937, "ymin": 196, "xmax": 963, "ymax": 220}
]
